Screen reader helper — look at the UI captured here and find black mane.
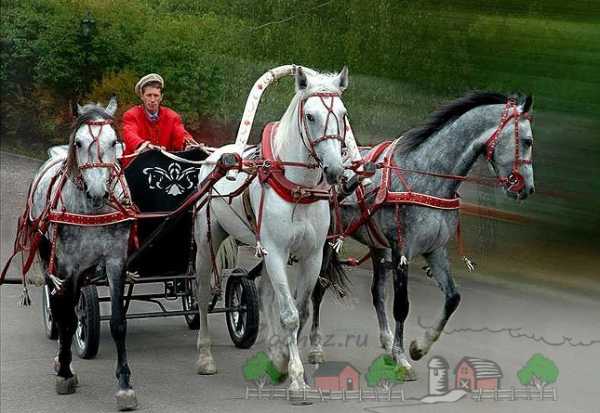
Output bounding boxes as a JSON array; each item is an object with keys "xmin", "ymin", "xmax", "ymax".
[{"xmin": 396, "ymin": 91, "xmax": 516, "ymax": 153}]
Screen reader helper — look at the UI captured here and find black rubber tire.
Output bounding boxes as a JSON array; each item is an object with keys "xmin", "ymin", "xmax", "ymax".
[
  {"xmin": 42, "ymin": 283, "xmax": 58, "ymax": 340},
  {"xmin": 74, "ymin": 285, "xmax": 101, "ymax": 359},
  {"xmin": 182, "ymin": 279, "xmax": 200, "ymax": 330},
  {"xmin": 225, "ymin": 276, "xmax": 259, "ymax": 349}
]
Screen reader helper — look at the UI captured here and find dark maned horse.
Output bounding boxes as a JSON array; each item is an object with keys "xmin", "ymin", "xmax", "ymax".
[
  {"xmin": 309, "ymin": 92, "xmax": 535, "ymax": 379},
  {"xmin": 28, "ymin": 99, "xmax": 138, "ymax": 410}
]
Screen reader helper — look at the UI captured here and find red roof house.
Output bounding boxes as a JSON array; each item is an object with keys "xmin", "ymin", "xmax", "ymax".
[
  {"xmin": 313, "ymin": 361, "xmax": 360, "ymax": 391},
  {"xmin": 454, "ymin": 357, "xmax": 503, "ymax": 391}
]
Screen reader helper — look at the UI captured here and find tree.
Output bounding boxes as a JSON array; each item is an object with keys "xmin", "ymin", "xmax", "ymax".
[
  {"xmin": 517, "ymin": 353, "xmax": 559, "ymax": 391},
  {"xmin": 365, "ymin": 354, "xmax": 406, "ymax": 392},
  {"xmin": 242, "ymin": 352, "xmax": 286, "ymax": 394}
]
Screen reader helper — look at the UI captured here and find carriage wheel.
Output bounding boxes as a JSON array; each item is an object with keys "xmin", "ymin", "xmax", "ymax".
[
  {"xmin": 42, "ymin": 283, "xmax": 58, "ymax": 340},
  {"xmin": 225, "ymin": 276, "xmax": 259, "ymax": 349},
  {"xmin": 74, "ymin": 285, "xmax": 101, "ymax": 359},
  {"xmin": 182, "ymin": 279, "xmax": 200, "ymax": 330}
]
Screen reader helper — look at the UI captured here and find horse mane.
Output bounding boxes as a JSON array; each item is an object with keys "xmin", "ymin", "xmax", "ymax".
[
  {"xmin": 65, "ymin": 105, "xmax": 114, "ymax": 177},
  {"xmin": 395, "ymin": 91, "xmax": 530, "ymax": 154}
]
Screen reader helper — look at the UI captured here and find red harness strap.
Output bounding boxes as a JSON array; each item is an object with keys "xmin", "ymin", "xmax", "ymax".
[
  {"xmin": 258, "ymin": 122, "xmax": 331, "ymax": 204},
  {"xmin": 341, "ymin": 141, "xmax": 392, "ymax": 247},
  {"xmin": 47, "ymin": 210, "xmax": 135, "ymax": 226},
  {"xmin": 340, "ymin": 138, "xmax": 461, "ymax": 253},
  {"xmin": 377, "ymin": 139, "xmax": 461, "ymax": 209}
]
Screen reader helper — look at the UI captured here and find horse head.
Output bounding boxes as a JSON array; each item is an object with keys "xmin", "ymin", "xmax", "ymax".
[
  {"xmin": 293, "ymin": 66, "xmax": 348, "ymax": 185},
  {"xmin": 67, "ymin": 97, "xmax": 119, "ymax": 208},
  {"xmin": 485, "ymin": 95, "xmax": 535, "ymax": 200}
]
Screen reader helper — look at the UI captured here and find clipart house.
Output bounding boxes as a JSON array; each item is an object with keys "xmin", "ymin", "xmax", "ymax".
[
  {"xmin": 454, "ymin": 357, "xmax": 503, "ymax": 390},
  {"xmin": 313, "ymin": 361, "xmax": 361, "ymax": 391},
  {"xmin": 428, "ymin": 355, "xmax": 503, "ymax": 395}
]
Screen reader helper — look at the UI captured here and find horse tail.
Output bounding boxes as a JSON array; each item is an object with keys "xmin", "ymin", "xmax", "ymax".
[
  {"xmin": 318, "ymin": 243, "xmax": 351, "ymax": 300},
  {"xmin": 215, "ymin": 236, "xmax": 238, "ymax": 274}
]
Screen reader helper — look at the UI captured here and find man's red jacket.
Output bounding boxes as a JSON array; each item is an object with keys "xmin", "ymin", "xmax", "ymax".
[{"xmin": 121, "ymin": 105, "xmax": 191, "ymax": 166}]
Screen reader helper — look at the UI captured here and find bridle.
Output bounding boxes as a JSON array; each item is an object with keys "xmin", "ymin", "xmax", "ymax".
[
  {"xmin": 297, "ymin": 92, "xmax": 346, "ymax": 165},
  {"xmin": 484, "ymin": 99, "xmax": 533, "ymax": 193},
  {"xmin": 71, "ymin": 119, "xmax": 122, "ymax": 197}
]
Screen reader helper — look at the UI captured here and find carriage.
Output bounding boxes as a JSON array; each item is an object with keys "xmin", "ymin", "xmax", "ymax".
[{"xmin": 39, "ymin": 147, "xmax": 261, "ymax": 359}]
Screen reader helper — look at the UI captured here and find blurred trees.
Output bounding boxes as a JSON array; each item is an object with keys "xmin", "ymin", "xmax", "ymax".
[{"xmin": 1, "ymin": 0, "xmax": 598, "ymax": 152}]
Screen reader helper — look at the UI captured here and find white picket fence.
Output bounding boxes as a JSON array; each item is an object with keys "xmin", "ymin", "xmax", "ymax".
[
  {"xmin": 245, "ymin": 387, "xmax": 405, "ymax": 402},
  {"xmin": 472, "ymin": 387, "xmax": 557, "ymax": 401}
]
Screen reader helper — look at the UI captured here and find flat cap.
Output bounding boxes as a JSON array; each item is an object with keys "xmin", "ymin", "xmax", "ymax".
[{"xmin": 135, "ymin": 73, "xmax": 164, "ymax": 96}]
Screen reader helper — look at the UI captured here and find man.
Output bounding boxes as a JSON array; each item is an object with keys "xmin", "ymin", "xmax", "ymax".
[{"xmin": 121, "ymin": 73, "xmax": 194, "ymax": 165}]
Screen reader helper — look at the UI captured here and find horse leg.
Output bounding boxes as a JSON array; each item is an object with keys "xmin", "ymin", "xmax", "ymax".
[
  {"xmin": 409, "ymin": 247, "xmax": 461, "ymax": 361},
  {"xmin": 389, "ymin": 254, "xmax": 417, "ymax": 381},
  {"xmin": 107, "ymin": 260, "xmax": 138, "ymax": 411},
  {"xmin": 295, "ymin": 254, "xmax": 319, "ymax": 344},
  {"xmin": 259, "ymin": 274, "xmax": 289, "ymax": 378},
  {"xmin": 370, "ymin": 248, "xmax": 394, "ymax": 352},
  {"xmin": 194, "ymin": 219, "xmax": 226, "ymax": 375},
  {"xmin": 263, "ymin": 250, "xmax": 306, "ymax": 391},
  {"xmin": 50, "ymin": 284, "xmax": 78, "ymax": 395},
  {"xmin": 308, "ymin": 280, "xmax": 326, "ymax": 364}
]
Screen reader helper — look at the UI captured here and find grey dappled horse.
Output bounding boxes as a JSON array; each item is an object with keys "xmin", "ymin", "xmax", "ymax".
[
  {"xmin": 30, "ymin": 99, "xmax": 138, "ymax": 410},
  {"xmin": 310, "ymin": 92, "xmax": 535, "ymax": 379}
]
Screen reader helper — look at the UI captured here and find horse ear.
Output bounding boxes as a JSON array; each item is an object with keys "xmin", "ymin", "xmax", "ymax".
[
  {"xmin": 336, "ymin": 66, "xmax": 349, "ymax": 92},
  {"xmin": 295, "ymin": 66, "xmax": 308, "ymax": 91},
  {"xmin": 77, "ymin": 103, "xmax": 84, "ymax": 116},
  {"xmin": 521, "ymin": 95, "xmax": 533, "ymax": 113},
  {"xmin": 106, "ymin": 95, "xmax": 118, "ymax": 116}
]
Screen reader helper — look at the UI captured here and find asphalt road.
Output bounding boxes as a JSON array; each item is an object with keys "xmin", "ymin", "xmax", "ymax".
[{"xmin": 1, "ymin": 152, "xmax": 599, "ymax": 413}]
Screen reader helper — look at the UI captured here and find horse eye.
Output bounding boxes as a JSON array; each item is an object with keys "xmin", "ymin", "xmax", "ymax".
[
  {"xmin": 523, "ymin": 140, "xmax": 532, "ymax": 148},
  {"xmin": 306, "ymin": 113, "xmax": 315, "ymax": 122},
  {"xmin": 74, "ymin": 140, "xmax": 82, "ymax": 148},
  {"xmin": 111, "ymin": 140, "xmax": 117, "ymax": 147}
]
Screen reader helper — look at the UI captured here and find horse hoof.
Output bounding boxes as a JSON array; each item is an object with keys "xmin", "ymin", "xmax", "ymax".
[
  {"xmin": 196, "ymin": 358, "xmax": 217, "ymax": 375},
  {"xmin": 308, "ymin": 351, "xmax": 324, "ymax": 364},
  {"xmin": 55, "ymin": 376, "xmax": 77, "ymax": 395},
  {"xmin": 116, "ymin": 389, "xmax": 138, "ymax": 411},
  {"xmin": 54, "ymin": 360, "xmax": 78, "ymax": 386},
  {"xmin": 409, "ymin": 340, "xmax": 424, "ymax": 361}
]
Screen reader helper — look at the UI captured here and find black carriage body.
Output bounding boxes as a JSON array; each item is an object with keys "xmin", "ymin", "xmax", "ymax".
[
  {"xmin": 44, "ymin": 148, "xmax": 260, "ymax": 359},
  {"xmin": 124, "ymin": 148, "xmax": 208, "ymax": 276}
]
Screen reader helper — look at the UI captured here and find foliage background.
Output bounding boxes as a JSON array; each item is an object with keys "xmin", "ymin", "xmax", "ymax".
[{"xmin": 1, "ymin": 0, "xmax": 599, "ymax": 288}]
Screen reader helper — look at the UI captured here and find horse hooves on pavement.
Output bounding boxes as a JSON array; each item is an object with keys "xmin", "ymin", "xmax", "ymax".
[
  {"xmin": 55, "ymin": 376, "xmax": 78, "ymax": 395},
  {"xmin": 409, "ymin": 340, "xmax": 424, "ymax": 361},
  {"xmin": 196, "ymin": 358, "xmax": 217, "ymax": 375},
  {"xmin": 53, "ymin": 358, "xmax": 78, "ymax": 386},
  {"xmin": 116, "ymin": 389, "xmax": 138, "ymax": 411},
  {"xmin": 308, "ymin": 351, "xmax": 324, "ymax": 364}
]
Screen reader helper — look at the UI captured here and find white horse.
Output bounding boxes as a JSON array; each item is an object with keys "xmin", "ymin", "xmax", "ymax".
[{"xmin": 193, "ymin": 66, "xmax": 349, "ymax": 390}]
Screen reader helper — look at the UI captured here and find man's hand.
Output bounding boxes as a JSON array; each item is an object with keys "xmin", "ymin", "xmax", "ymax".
[
  {"xmin": 134, "ymin": 141, "xmax": 165, "ymax": 155},
  {"xmin": 147, "ymin": 143, "xmax": 165, "ymax": 151}
]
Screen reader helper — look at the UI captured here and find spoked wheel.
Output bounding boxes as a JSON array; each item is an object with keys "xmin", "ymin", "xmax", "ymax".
[
  {"xmin": 182, "ymin": 279, "xmax": 200, "ymax": 330},
  {"xmin": 74, "ymin": 285, "xmax": 100, "ymax": 359},
  {"xmin": 225, "ymin": 276, "xmax": 259, "ymax": 349},
  {"xmin": 42, "ymin": 282, "xmax": 58, "ymax": 340}
]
